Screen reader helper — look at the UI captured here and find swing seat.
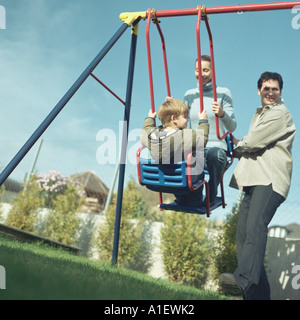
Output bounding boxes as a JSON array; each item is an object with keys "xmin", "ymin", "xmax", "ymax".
[
  {"xmin": 160, "ymin": 196, "xmax": 223, "ymax": 214},
  {"xmin": 137, "ymin": 146, "xmax": 211, "ymax": 217},
  {"xmin": 136, "ymin": 133, "xmax": 234, "ymax": 218}
]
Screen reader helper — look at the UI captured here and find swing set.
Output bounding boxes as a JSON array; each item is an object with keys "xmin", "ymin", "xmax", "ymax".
[{"xmin": 0, "ymin": 2, "xmax": 299, "ymax": 265}]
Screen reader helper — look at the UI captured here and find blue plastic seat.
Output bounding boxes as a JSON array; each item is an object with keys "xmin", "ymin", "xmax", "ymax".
[
  {"xmin": 137, "ymin": 146, "xmax": 211, "ymax": 217},
  {"xmin": 136, "ymin": 133, "xmax": 234, "ymax": 218}
]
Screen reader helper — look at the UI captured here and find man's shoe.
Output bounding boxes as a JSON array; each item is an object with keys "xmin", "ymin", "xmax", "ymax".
[{"xmin": 219, "ymin": 273, "xmax": 243, "ymax": 296}]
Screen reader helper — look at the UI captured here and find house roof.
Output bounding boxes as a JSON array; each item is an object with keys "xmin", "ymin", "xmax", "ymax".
[
  {"xmin": 3, "ymin": 178, "xmax": 22, "ymax": 193},
  {"xmin": 269, "ymin": 223, "xmax": 300, "ymax": 241},
  {"xmin": 286, "ymin": 223, "xmax": 300, "ymax": 241},
  {"xmin": 71, "ymin": 171, "xmax": 109, "ymax": 195}
]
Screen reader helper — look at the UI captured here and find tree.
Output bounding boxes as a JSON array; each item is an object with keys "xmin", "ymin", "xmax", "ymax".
[
  {"xmin": 123, "ymin": 178, "xmax": 147, "ymax": 219},
  {"xmin": 42, "ymin": 183, "xmax": 85, "ymax": 245},
  {"xmin": 94, "ymin": 178, "xmax": 149, "ymax": 270},
  {"xmin": 213, "ymin": 194, "xmax": 243, "ymax": 280},
  {"xmin": 6, "ymin": 176, "xmax": 44, "ymax": 232},
  {"xmin": 160, "ymin": 211, "xmax": 210, "ymax": 288}
]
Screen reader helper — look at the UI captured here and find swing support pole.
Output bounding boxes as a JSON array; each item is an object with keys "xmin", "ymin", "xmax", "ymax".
[
  {"xmin": 153, "ymin": 1, "xmax": 300, "ymax": 18},
  {"xmin": 111, "ymin": 19, "xmax": 140, "ymax": 265}
]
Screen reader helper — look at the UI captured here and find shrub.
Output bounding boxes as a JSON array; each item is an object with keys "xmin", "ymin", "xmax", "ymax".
[
  {"xmin": 213, "ymin": 202, "xmax": 240, "ymax": 279},
  {"xmin": 125, "ymin": 178, "xmax": 147, "ymax": 219},
  {"xmin": 42, "ymin": 183, "xmax": 85, "ymax": 245},
  {"xmin": 6, "ymin": 177, "xmax": 44, "ymax": 232},
  {"xmin": 160, "ymin": 211, "xmax": 210, "ymax": 288},
  {"xmin": 94, "ymin": 178, "xmax": 149, "ymax": 270},
  {"xmin": 36, "ymin": 170, "xmax": 84, "ymax": 208}
]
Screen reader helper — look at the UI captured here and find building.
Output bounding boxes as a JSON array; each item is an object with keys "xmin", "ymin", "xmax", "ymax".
[
  {"xmin": 71, "ymin": 171, "xmax": 109, "ymax": 213},
  {"xmin": 0, "ymin": 178, "xmax": 22, "ymax": 203},
  {"xmin": 266, "ymin": 223, "xmax": 300, "ymax": 300}
]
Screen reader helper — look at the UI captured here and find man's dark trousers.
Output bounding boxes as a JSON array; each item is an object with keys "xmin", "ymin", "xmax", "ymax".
[{"xmin": 234, "ymin": 184, "xmax": 284, "ymax": 300}]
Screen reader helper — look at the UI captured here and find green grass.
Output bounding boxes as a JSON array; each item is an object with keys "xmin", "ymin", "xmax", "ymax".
[{"xmin": 0, "ymin": 235, "xmax": 228, "ymax": 300}]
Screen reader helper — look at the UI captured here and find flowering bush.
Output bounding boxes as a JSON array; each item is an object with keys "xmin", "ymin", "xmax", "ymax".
[
  {"xmin": 36, "ymin": 170, "xmax": 85, "ymax": 208},
  {"xmin": 5, "ymin": 171, "xmax": 85, "ymax": 245},
  {"xmin": 35, "ymin": 170, "xmax": 85, "ymax": 245}
]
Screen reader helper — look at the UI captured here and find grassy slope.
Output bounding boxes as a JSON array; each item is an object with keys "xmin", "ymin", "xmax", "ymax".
[{"xmin": 0, "ymin": 236, "xmax": 227, "ymax": 300}]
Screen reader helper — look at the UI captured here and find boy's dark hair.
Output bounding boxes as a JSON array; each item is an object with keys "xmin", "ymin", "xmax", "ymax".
[{"xmin": 257, "ymin": 72, "xmax": 283, "ymax": 90}]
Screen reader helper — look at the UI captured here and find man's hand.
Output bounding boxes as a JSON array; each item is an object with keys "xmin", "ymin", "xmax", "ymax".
[
  {"xmin": 232, "ymin": 135, "xmax": 242, "ymax": 159},
  {"xmin": 232, "ymin": 135, "xmax": 240, "ymax": 146},
  {"xmin": 233, "ymin": 149, "xmax": 243, "ymax": 159}
]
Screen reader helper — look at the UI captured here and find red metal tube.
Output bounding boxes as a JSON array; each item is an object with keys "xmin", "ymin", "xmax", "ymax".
[
  {"xmin": 204, "ymin": 17, "xmax": 217, "ymax": 103},
  {"xmin": 203, "ymin": 17, "xmax": 228, "ymax": 140},
  {"xmin": 155, "ymin": 1, "xmax": 300, "ymax": 17},
  {"xmin": 155, "ymin": 8, "xmax": 199, "ymax": 18},
  {"xmin": 146, "ymin": 9, "xmax": 156, "ymax": 115},
  {"xmin": 205, "ymin": 1, "xmax": 300, "ymax": 14},
  {"xmin": 158, "ymin": 192, "xmax": 163, "ymax": 210},
  {"xmin": 196, "ymin": 7, "xmax": 204, "ymax": 113},
  {"xmin": 154, "ymin": 21, "xmax": 171, "ymax": 97},
  {"xmin": 90, "ymin": 73, "xmax": 126, "ymax": 105},
  {"xmin": 204, "ymin": 181, "xmax": 210, "ymax": 217},
  {"xmin": 145, "ymin": 11, "xmax": 163, "ymax": 207},
  {"xmin": 136, "ymin": 145, "xmax": 145, "ymax": 185}
]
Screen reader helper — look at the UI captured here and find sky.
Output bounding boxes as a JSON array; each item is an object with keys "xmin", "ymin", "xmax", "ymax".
[{"xmin": 0, "ymin": 0, "xmax": 299, "ymax": 226}]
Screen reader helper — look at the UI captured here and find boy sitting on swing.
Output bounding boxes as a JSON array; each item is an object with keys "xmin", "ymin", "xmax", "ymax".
[{"xmin": 140, "ymin": 97, "xmax": 209, "ymax": 207}]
